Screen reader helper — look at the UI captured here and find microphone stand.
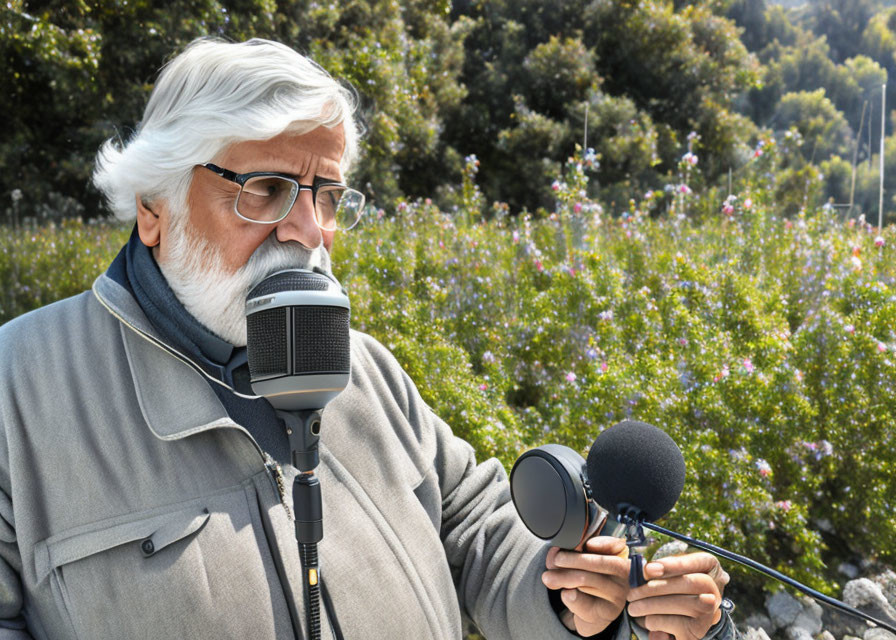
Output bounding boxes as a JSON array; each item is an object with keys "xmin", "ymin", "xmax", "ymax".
[
  {"xmin": 635, "ymin": 520, "xmax": 896, "ymax": 635},
  {"xmin": 279, "ymin": 410, "xmax": 324, "ymax": 640}
]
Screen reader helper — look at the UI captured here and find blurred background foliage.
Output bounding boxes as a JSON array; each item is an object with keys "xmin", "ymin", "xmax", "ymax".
[{"xmin": 6, "ymin": 0, "xmax": 896, "ymax": 223}]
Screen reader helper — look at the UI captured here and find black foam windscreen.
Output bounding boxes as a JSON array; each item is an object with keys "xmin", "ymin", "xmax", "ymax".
[{"xmin": 585, "ymin": 420, "xmax": 685, "ymax": 522}]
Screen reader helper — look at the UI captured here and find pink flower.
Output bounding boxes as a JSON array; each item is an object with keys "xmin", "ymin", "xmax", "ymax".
[
  {"xmin": 775, "ymin": 500, "xmax": 792, "ymax": 512},
  {"xmin": 754, "ymin": 149, "xmax": 763, "ymax": 158},
  {"xmin": 574, "ymin": 202, "xmax": 583, "ymax": 213},
  {"xmin": 678, "ymin": 338, "xmax": 688, "ymax": 346},
  {"xmin": 679, "ymin": 184, "xmax": 692, "ymax": 195},
  {"xmin": 845, "ymin": 324, "xmax": 855, "ymax": 335},
  {"xmin": 683, "ymin": 152, "xmax": 698, "ymax": 166},
  {"xmin": 722, "ymin": 204, "xmax": 734, "ymax": 216},
  {"xmin": 600, "ymin": 362, "xmax": 609, "ymax": 373},
  {"xmin": 743, "ymin": 198, "xmax": 753, "ymax": 210},
  {"xmin": 795, "ymin": 369, "xmax": 803, "ymax": 382},
  {"xmin": 756, "ymin": 459, "xmax": 772, "ymax": 477},
  {"xmin": 565, "ymin": 372, "xmax": 577, "ymax": 383},
  {"xmin": 439, "ymin": 240, "xmax": 445, "ymax": 249},
  {"xmin": 712, "ymin": 364, "xmax": 730, "ymax": 383},
  {"xmin": 479, "ymin": 383, "xmax": 488, "ymax": 391},
  {"xmin": 851, "ymin": 256, "xmax": 862, "ymax": 271},
  {"xmin": 743, "ymin": 358, "xmax": 754, "ymax": 373},
  {"xmin": 878, "ymin": 342, "xmax": 887, "ymax": 353},
  {"xmin": 875, "ymin": 236, "xmax": 885, "ymax": 247},
  {"xmin": 551, "ymin": 180, "xmax": 561, "ymax": 192},
  {"xmin": 512, "ymin": 231, "xmax": 520, "ymax": 244},
  {"xmin": 535, "ymin": 259, "xmax": 544, "ymax": 272}
]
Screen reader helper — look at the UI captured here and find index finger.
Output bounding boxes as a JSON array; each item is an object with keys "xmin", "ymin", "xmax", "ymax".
[
  {"xmin": 645, "ymin": 552, "xmax": 722, "ymax": 580},
  {"xmin": 582, "ymin": 536, "xmax": 629, "ymax": 557}
]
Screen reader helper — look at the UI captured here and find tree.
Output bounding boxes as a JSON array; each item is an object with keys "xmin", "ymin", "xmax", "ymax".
[{"xmin": 774, "ymin": 89, "xmax": 853, "ymax": 161}]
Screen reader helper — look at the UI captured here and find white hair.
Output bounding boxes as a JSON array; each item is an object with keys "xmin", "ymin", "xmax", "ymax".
[{"xmin": 93, "ymin": 37, "xmax": 360, "ymax": 221}]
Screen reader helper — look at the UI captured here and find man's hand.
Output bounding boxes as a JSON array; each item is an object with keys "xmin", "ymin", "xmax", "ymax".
[
  {"xmin": 626, "ymin": 552, "xmax": 729, "ymax": 640},
  {"xmin": 541, "ymin": 536, "xmax": 631, "ymax": 636}
]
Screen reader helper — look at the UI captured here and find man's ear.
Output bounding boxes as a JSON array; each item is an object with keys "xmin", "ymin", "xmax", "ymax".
[{"xmin": 135, "ymin": 196, "xmax": 161, "ymax": 247}]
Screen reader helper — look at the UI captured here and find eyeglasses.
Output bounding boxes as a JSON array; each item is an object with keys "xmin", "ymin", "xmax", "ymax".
[{"xmin": 199, "ymin": 163, "xmax": 366, "ymax": 231}]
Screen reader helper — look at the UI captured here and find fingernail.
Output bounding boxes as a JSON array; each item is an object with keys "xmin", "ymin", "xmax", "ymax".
[
  {"xmin": 646, "ymin": 562, "xmax": 664, "ymax": 576},
  {"xmin": 562, "ymin": 589, "xmax": 577, "ymax": 602},
  {"xmin": 541, "ymin": 571, "xmax": 551, "ymax": 586}
]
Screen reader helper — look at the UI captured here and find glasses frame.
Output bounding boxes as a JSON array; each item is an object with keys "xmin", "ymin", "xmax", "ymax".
[{"xmin": 199, "ymin": 163, "xmax": 364, "ymax": 230}]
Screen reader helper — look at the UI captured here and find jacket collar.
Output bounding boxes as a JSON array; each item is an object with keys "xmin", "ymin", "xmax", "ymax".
[{"xmin": 92, "ymin": 273, "xmax": 257, "ymax": 442}]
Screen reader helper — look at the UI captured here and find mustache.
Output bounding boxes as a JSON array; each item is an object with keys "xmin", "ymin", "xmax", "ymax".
[{"xmin": 241, "ymin": 234, "xmax": 331, "ymax": 291}]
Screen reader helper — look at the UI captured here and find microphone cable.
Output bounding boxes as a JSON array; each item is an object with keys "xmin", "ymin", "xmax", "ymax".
[{"xmin": 641, "ymin": 521, "xmax": 896, "ymax": 635}]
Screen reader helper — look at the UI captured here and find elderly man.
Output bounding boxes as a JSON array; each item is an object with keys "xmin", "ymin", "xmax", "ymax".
[{"xmin": 0, "ymin": 38, "xmax": 735, "ymax": 639}]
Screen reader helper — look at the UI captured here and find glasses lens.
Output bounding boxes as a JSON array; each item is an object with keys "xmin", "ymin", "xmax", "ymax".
[
  {"xmin": 316, "ymin": 185, "xmax": 365, "ymax": 230},
  {"xmin": 237, "ymin": 176, "xmax": 298, "ymax": 222}
]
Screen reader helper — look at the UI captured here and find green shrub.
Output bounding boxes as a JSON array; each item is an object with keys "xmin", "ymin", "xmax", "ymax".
[{"xmin": 1, "ymin": 154, "xmax": 894, "ymax": 599}]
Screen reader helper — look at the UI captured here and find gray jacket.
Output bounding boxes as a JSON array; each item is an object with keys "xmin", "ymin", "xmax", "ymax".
[{"xmin": 0, "ymin": 273, "xmax": 735, "ymax": 639}]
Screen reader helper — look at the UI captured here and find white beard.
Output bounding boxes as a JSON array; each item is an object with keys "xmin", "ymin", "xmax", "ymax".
[{"xmin": 158, "ymin": 219, "xmax": 331, "ymax": 347}]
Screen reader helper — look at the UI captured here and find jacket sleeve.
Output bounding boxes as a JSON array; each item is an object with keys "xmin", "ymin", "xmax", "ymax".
[
  {"xmin": 0, "ymin": 491, "xmax": 34, "ymax": 639},
  {"xmin": 427, "ymin": 406, "xmax": 583, "ymax": 639}
]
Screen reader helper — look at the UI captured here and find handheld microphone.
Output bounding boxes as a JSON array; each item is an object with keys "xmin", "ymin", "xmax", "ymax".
[
  {"xmin": 510, "ymin": 420, "xmax": 683, "ymax": 584},
  {"xmin": 511, "ymin": 420, "xmax": 896, "ymax": 635}
]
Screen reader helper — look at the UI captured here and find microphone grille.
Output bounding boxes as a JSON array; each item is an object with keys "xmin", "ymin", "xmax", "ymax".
[
  {"xmin": 246, "ymin": 307, "xmax": 289, "ymax": 379},
  {"xmin": 291, "ymin": 306, "xmax": 351, "ymax": 374}
]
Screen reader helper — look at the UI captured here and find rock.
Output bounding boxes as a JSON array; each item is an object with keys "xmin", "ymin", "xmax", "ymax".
[
  {"xmin": 745, "ymin": 613, "xmax": 774, "ymax": 635},
  {"xmin": 824, "ymin": 605, "xmax": 869, "ymax": 640},
  {"xmin": 791, "ymin": 597, "xmax": 823, "ymax": 636},
  {"xmin": 785, "ymin": 626, "xmax": 814, "ymax": 640},
  {"xmin": 651, "ymin": 540, "xmax": 688, "ymax": 561},
  {"xmin": 767, "ymin": 591, "xmax": 802, "ymax": 630},
  {"xmin": 741, "ymin": 628, "xmax": 772, "ymax": 640},
  {"xmin": 872, "ymin": 570, "xmax": 896, "ymax": 608},
  {"xmin": 818, "ymin": 632, "xmax": 836, "ymax": 640},
  {"xmin": 844, "ymin": 578, "xmax": 896, "ymax": 628},
  {"xmin": 864, "ymin": 628, "xmax": 896, "ymax": 640}
]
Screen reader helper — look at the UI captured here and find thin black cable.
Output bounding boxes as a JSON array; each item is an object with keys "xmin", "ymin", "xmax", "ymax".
[
  {"xmin": 320, "ymin": 574, "xmax": 345, "ymax": 640},
  {"xmin": 642, "ymin": 521, "xmax": 896, "ymax": 634}
]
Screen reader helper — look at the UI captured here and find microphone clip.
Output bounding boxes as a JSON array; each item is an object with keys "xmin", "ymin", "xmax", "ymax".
[
  {"xmin": 617, "ymin": 506, "xmax": 648, "ymax": 588},
  {"xmin": 278, "ymin": 409, "xmax": 323, "ymax": 472}
]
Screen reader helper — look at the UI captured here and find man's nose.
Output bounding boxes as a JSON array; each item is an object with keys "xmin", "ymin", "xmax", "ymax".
[{"xmin": 275, "ymin": 188, "xmax": 322, "ymax": 248}]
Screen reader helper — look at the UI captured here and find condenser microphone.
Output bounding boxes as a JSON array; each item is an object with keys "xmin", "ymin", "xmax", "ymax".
[
  {"xmin": 510, "ymin": 421, "xmax": 683, "ymax": 551},
  {"xmin": 246, "ymin": 267, "xmax": 351, "ymax": 411}
]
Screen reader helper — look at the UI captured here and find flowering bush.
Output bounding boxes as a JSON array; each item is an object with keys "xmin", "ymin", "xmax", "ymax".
[{"xmin": 1, "ymin": 154, "xmax": 894, "ymax": 600}]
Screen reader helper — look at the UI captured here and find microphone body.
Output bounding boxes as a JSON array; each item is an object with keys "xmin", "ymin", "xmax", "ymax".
[
  {"xmin": 245, "ymin": 267, "xmax": 352, "ymax": 640},
  {"xmin": 510, "ymin": 421, "xmax": 683, "ymax": 551}
]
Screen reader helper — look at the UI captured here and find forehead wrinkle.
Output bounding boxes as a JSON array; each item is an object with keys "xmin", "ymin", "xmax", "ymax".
[{"xmin": 230, "ymin": 146, "xmax": 343, "ymax": 183}]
